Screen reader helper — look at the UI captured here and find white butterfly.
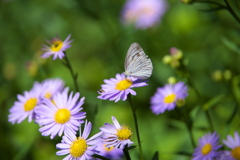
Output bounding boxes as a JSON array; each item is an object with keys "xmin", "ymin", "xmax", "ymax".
[{"xmin": 124, "ymin": 42, "xmax": 153, "ymax": 79}]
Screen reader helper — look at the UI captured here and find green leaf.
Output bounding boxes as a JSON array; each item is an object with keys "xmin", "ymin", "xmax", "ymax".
[
  {"xmin": 151, "ymin": 151, "xmax": 159, "ymax": 160},
  {"xmin": 222, "ymin": 37, "xmax": 240, "ymax": 54},
  {"xmin": 202, "ymin": 94, "xmax": 225, "ymax": 110},
  {"xmin": 189, "ymin": 105, "xmax": 201, "ymax": 120}
]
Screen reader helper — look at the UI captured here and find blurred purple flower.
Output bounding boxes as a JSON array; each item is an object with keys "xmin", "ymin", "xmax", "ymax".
[
  {"xmin": 98, "ymin": 73, "xmax": 148, "ymax": 102},
  {"xmin": 220, "ymin": 131, "xmax": 240, "ymax": 160},
  {"xmin": 100, "ymin": 116, "xmax": 133, "ymax": 149},
  {"xmin": 41, "ymin": 34, "xmax": 73, "ymax": 60},
  {"xmin": 32, "ymin": 78, "xmax": 65, "ymax": 100},
  {"xmin": 35, "ymin": 90, "xmax": 86, "ymax": 139},
  {"xmin": 192, "ymin": 132, "xmax": 222, "ymax": 160},
  {"xmin": 56, "ymin": 120, "xmax": 102, "ymax": 159},
  {"xmin": 150, "ymin": 82, "xmax": 188, "ymax": 115},
  {"xmin": 122, "ymin": 0, "xmax": 168, "ymax": 29}
]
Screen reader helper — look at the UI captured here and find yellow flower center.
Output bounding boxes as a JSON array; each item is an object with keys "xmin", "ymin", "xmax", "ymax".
[
  {"xmin": 232, "ymin": 146, "xmax": 240, "ymax": 160},
  {"xmin": 116, "ymin": 126, "xmax": 132, "ymax": 140},
  {"xmin": 104, "ymin": 144, "xmax": 114, "ymax": 152},
  {"xmin": 24, "ymin": 98, "xmax": 38, "ymax": 111},
  {"xmin": 163, "ymin": 93, "xmax": 176, "ymax": 104},
  {"xmin": 44, "ymin": 92, "xmax": 52, "ymax": 99},
  {"xmin": 70, "ymin": 137, "xmax": 87, "ymax": 158},
  {"xmin": 201, "ymin": 143, "xmax": 212, "ymax": 155},
  {"xmin": 54, "ymin": 108, "xmax": 71, "ymax": 124},
  {"xmin": 50, "ymin": 40, "xmax": 63, "ymax": 52},
  {"xmin": 115, "ymin": 79, "xmax": 132, "ymax": 90}
]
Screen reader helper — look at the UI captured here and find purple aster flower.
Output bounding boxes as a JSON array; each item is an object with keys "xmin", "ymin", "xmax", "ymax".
[
  {"xmin": 8, "ymin": 89, "xmax": 41, "ymax": 124},
  {"xmin": 100, "ymin": 116, "xmax": 134, "ymax": 149},
  {"xmin": 150, "ymin": 82, "xmax": 188, "ymax": 115},
  {"xmin": 95, "ymin": 140, "xmax": 123, "ymax": 159},
  {"xmin": 192, "ymin": 132, "xmax": 222, "ymax": 160},
  {"xmin": 35, "ymin": 90, "xmax": 86, "ymax": 139},
  {"xmin": 33, "ymin": 78, "xmax": 65, "ymax": 100},
  {"xmin": 121, "ymin": 0, "xmax": 168, "ymax": 29},
  {"xmin": 56, "ymin": 120, "xmax": 102, "ymax": 160},
  {"xmin": 98, "ymin": 73, "xmax": 148, "ymax": 102},
  {"xmin": 41, "ymin": 34, "xmax": 73, "ymax": 60},
  {"xmin": 219, "ymin": 131, "xmax": 240, "ymax": 160}
]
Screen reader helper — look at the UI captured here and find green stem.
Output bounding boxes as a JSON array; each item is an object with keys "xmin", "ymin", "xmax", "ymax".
[
  {"xmin": 224, "ymin": 0, "xmax": 240, "ymax": 24},
  {"xmin": 128, "ymin": 95, "xmax": 143, "ymax": 160},
  {"xmin": 177, "ymin": 107, "xmax": 196, "ymax": 148},
  {"xmin": 63, "ymin": 53, "xmax": 79, "ymax": 93},
  {"xmin": 188, "ymin": 127, "xmax": 196, "ymax": 148},
  {"xmin": 123, "ymin": 146, "xmax": 132, "ymax": 160},
  {"xmin": 195, "ymin": 0, "xmax": 240, "ymax": 24},
  {"xmin": 182, "ymin": 107, "xmax": 196, "ymax": 148}
]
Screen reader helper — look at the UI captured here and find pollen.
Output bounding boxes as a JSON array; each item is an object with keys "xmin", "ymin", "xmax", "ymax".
[
  {"xmin": 115, "ymin": 79, "xmax": 132, "ymax": 90},
  {"xmin": 51, "ymin": 100, "xmax": 57, "ymax": 106},
  {"xmin": 163, "ymin": 93, "xmax": 176, "ymax": 104},
  {"xmin": 116, "ymin": 126, "xmax": 132, "ymax": 140},
  {"xmin": 54, "ymin": 108, "xmax": 71, "ymax": 124},
  {"xmin": 201, "ymin": 143, "xmax": 212, "ymax": 155},
  {"xmin": 44, "ymin": 92, "xmax": 52, "ymax": 99},
  {"xmin": 24, "ymin": 98, "xmax": 38, "ymax": 111},
  {"xmin": 50, "ymin": 40, "xmax": 63, "ymax": 52},
  {"xmin": 231, "ymin": 146, "xmax": 240, "ymax": 160},
  {"xmin": 70, "ymin": 137, "xmax": 87, "ymax": 158},
  {"xmin": 104, "ymin": 144, "xmax": 114, "ymax": 152}
]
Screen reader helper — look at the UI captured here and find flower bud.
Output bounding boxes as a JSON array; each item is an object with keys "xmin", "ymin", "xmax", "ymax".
[
  {"xmin": 168, "ymin": 76, "xmax": 177, "ymax": 84},
  {"xmin": 223, "ymin": 70, "xmax": 232, "ymax": 81},
  {"xmin": 26, "ymin": 61, "xmax": 38, "ymax": 77},
  {"xmin": 170, "ymin": 59, "xmax": 180, "ymax": 68},
  {"xmin": 176, "ymin": 98, "xmax": 185, "ymax": 107},
  {"xmin": 162, "ymin": 55, "xmax": 172, "ymax": 64},
  {"xmin": 3, "ymin": 62, "xmax": 16, "ymax": 80},
  {"xmin": 180, "ymin": 0, "xmax": 194, "ymax": 4},
  {"xmin": 170, "ymin": 47, "xmax": 183, "ymax": 60},
  {"xmin": 212, "ymin": 70, "xmax": 222, "ymax": 81}
]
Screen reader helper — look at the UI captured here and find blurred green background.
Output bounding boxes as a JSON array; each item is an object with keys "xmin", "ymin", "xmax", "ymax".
[{"xmin": 1, "ymin": 0, "xmax": 240, "ymax": 160}]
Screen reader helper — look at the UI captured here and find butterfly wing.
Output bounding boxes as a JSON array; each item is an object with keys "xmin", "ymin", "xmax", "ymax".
[
  {"xmin": 124, "ymin": 43, "xmax": 143, "ymax": 71},
  {"xmin": 124, "ymin": 43, "xmax": 153, "ymax": 79}
]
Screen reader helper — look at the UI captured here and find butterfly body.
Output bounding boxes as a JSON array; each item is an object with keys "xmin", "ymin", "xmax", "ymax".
[{"xmin": 124, "ymin": 43, "xmax": 153, "ymax": 79}]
